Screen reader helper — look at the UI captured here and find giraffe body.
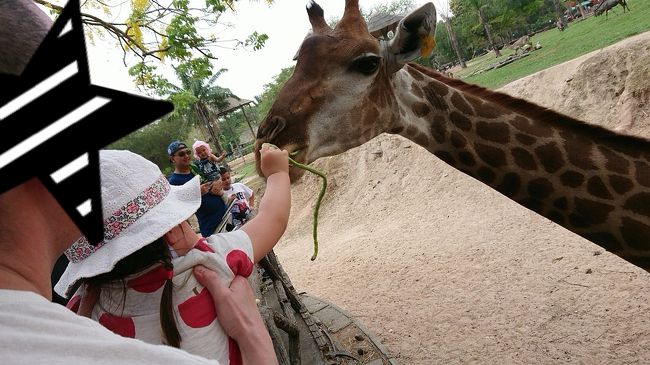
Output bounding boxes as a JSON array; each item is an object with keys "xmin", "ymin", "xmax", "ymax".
[{"xmin": 255, "ymin": 0, "xmax": 650, "ymax": 270}]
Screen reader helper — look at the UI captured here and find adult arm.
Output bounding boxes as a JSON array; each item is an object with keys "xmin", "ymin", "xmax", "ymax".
[{"xmin": 193, "ymin": 265, "xmax": 278, "ymax": 365}]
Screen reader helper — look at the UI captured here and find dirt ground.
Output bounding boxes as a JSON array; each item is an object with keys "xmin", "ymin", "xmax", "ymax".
[{"xmin": 268, "ymin": 31, "xmax": 650, "ymax": 364}]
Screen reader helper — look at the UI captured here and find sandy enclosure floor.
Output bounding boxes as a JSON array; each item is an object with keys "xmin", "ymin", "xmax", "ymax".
[{"xmin": 267, "ymin": 32, "xmax": 650, "ymax": 364}]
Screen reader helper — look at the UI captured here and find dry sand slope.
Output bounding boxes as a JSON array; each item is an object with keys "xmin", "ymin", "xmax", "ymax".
[{"xmin": 271, "ymin": 31, "xmax": 650, "ymax": 364}]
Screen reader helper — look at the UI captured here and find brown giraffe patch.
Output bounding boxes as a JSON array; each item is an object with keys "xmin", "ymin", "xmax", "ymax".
[
  {"xmin": 435, "ymin": 150, "xmax": 456, "ymax": 167},
  {"xmin": 560, "ymin": 171, "xmax": 585, "ymax": 188},
  {"xmin": 553, "ymin": 197, "xmax": 568, "ymax": 210},
  {"xmin": 587, "ymin": 176, "xmax": 613, "ymax": 200},
  {"xmin": 569, "ymin": 214, "xmax": 590, "ymax": 228},
  {"xmin": 561, "ymin": 131, "xmax": 597, "ymax": 170},
  {"xmin": 511, "ymin": 116, "xmax": 553, "ymax": 137},
  {"xmin": 474, "ymin": 143, "xmax": 507, "ymax": 167},
  {"xmin": 583, "ymin": 232, "xmax": 623, "ymax": 252},
  {"xmin": 458, "ymin": 151, "xmax": 476, "ymax": 166},
  {"xmin": 620, "ymin": 217, "xmax": 650, "ymax": 251},
  {"xmin": 599, "ymin": 146, "xmax": 630, "ymax": 174},
  {"xmin": 412, "ymin": 102, "xmax": 431, "ymax": 117},
  {"xmin": 477, "ymin": 166, "xmax": 496, "ymax": 183},
  {"xmin": 423, "ymin": 83, "xmax": 448, "ymax": 111},
  {"xmin": 520, "ymin": 198, "xmax": 543, "ymax": 213},
  {"xmin": 450, "ymin": 93, "xmax": 474, "ymax": 116},
  {"xmin": 609, "ymin": 175, "xmax": 634, "ymax": 195},
  {"xmin": 410, "ymin": 83, "xmax": 424, "ymax": 99},
  {"xmin": 511, "ymin": 147, "xmax": 537, "ymax": 171},
  {"xmin": 450, "ymin": 131, "xmax": 467, "ymax": 148},
  {"xmin": 390, "ymin": 126, "xmax": 405, "ymax": 134},
  {"xmin": 431, "ymin": 116, "xmax": 447, "ymax": 144},
  {"xmin": 635, "ymin": 161, "xmax": 650, "ymax": 187},
  {"xmin": 407, "ymin": 66, "xmax": 425, "ymax": 81},
  {"xmin": 534, "ymin": 142, "xmax": 564, "ymax": 173},
  {"xmin": 623, "ymin": 192, "xmax": 650, "ymax": 218},
  {"xmin": 476, "ymin": 121, "xmax": 510, "ymax": 144},
  {"xmin": 527, "ymin": 178, "xmax": 554, "ymax": 199},
  {"xmin": 362, "ymin": 106, "xmax": 380, "ymax": 127},
  {"xmin": 449, "ymin": 111, "xmax": 472, "ymax": 131},
  {"xmin": 412, "ymin": 131, "xmax": 431, "ymax": 148},
  {"xmin": 515, "ymin": 133, "xmax": 536, "ymax": 146},
  {"xmin": 547, "ymin": 210, "xmax": 565, "ymax": 225},
  {"xmin": 575, "ymin": 198, "xmax": 615, "ymax": 225},
  {"xmin": 474, "ymin": 100, "xmax": 503, "ymax": 119},
  {"xmin": 496, "ymin": 172, "xmax": 521, "ymax": 197}
]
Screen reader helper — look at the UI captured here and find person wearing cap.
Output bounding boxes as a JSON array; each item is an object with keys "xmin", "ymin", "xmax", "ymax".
[
  {"xmin": 167, "ymin": 140, "xmax": 228, "ymax": 237},
  {"xmin": 53, "ymin": 145, "xmax": 289, "ymax": 363},
  {"xmin": 0, "ymin": 3, "xmax": 277, "ymax": 364}
]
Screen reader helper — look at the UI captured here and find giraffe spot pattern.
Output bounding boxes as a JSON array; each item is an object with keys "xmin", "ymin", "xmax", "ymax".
[
  {"xmin": 575, "ymin": 198, "xmax": 615, "ymax": 225},
  {"xmin": 474, "ymin": 101, "xmax": 503, "ymax": 119},
  {"xmin": 435, "ymin": 151, "xmax": 456, "ymax": 167},
  {"xmin": 620, "ymin": 217, "xmax": 650, "ymax": 251},
  {"xmin": 423, "ymin": 83, "xmax": 447, "ymax": 111},
  {"xmin": 511, "ymin": 147, "xmax": 537, "ymax": 171},
  {"xmin": 477, "ymin": 166, "xmax": 496, "ymax": 183},
  {"xmin": 450, "ymin": 93, "xmax": 474, "ymax": 116},
  {"xmin": 527, "ymin": 178, "xmax": 554, "ymax": 199},
  {"xmin": 623, "ymin": 192, "xmax": 650, "ymax": 218},
  {"xmin": 535, "ymin": 142, "xmax": 564, "ymax": 173},
  {"xmin": 515, "ymin": 133, "xmax": 536, "ymax": 146},
  {"xmin": 431, "ymin": 116, "xmax": 447, "ymax": 144},
  {"xmin": 449, "ymin": 111, "xmax": 472, "ymax": 131},
  {"xmin": 474, "ymin": 143, "xmax": 507, "ymax": 167},
  {"xmin": 583, "ymin": 232, "xmax": 623, "ymax": 252},
  {"xmin": 569, "ymin": 214, "xmax": 590, "ymax": 228},
  {"xmin": 609, "ymin": 175, "xmax": 634, "ymax": 195},
  {"xmin": 561, "ymin": 131, "xmax": 597, "ymax": 170},
  {"xmin": 560, "ymin": 171, "xmax": 585, "ymax": 188},
  {"xmin": 407, "ymin": 66, "xmax": 425, "ymax": 81},
  {"xmin": 412, "ymin": 132, "xmax": 431, "ymax": 148},
  {"xmin": 520, "ymin": 198, "xmax": 544, "ymax": 214},
  {"xmin": 390, "ymin": 126, "xmax": 405, "ymax": 134},
  {"xmin": 410, "ymin": 83, "xmax": 424, "ymax": 99},
  {"xmin": 362, "ymin": 106, "xmax": 380, "ymax": 127},
  {"xmin": 476, "ymin": 121, "xmax": 510, "ymax": 144},
  {"xmin": 587, "ymin": 176, "xmax": 613, "ymax": 199},
  {"xmin": 511, "ymin": 116, "xmax": 553, "ymax": 137},
  {"xmin": 553, "ymin": 197, "xmax": 568, "ymax": 210},
  {"xmin": 458, "ymin": 151, "xmax": 476, "ymax": 167},
  {"xmin": 450, "ymin": 131, "xmax": 467, "ymax": 148},
  {"xmin": 599, "ymin": 146, "xmax": 629, "ymax": 174},
  {"xmin": 635, "ymin": 161, "xmax": 650, "ymax": 187},
  {"xmin": 412, "ymin": 102, "xmax": 431, "ymax": 117},
  {"xmin": 496, "ymin": 173, "xmax": 521, "ymax": 197}
]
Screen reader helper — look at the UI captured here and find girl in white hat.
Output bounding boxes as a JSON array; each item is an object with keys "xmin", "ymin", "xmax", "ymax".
[{"xmin": 55, "ymin": 145, "xmax": 290, "ymax": 364}]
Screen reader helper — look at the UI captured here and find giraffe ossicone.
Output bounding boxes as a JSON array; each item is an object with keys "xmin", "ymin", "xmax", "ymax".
[{"xmin": 255, "ymin": 0, "xmax": 650, "ymax": 271}]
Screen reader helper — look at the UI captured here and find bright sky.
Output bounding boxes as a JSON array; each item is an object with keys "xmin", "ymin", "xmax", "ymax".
[{"xmin": 83, "ymin": 0, "xmax": 441, "ymax": 101}]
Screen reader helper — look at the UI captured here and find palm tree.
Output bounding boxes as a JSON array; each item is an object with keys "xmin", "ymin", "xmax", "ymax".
[{"xmin": 169, "ymin": 67, "xmax": 232, "ymax": 154}]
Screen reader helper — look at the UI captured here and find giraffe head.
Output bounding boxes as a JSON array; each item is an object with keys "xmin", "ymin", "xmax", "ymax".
[{"xmin": 255, "ymin": 0, "xmax": 437, "ymax": 180}]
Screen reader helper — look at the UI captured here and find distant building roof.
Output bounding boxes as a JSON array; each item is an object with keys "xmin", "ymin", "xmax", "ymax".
[
  {"xmin": 367, "ymin": 13, "xmax": 403, "ymax": 38},
  {"xmin": 214, "ymin": 96, "xmax": 255, "ymax": 118}
]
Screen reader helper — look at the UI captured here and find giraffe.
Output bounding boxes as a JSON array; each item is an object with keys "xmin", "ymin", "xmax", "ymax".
[{"xmin": 255, "ymin": 0, "xmax": 650, "ymax": 271}]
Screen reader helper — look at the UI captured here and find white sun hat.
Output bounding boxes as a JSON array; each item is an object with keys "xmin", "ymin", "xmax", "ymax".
[{"xmin": 55, "ymin": 149, "xmax": 201, "ymax": 298}]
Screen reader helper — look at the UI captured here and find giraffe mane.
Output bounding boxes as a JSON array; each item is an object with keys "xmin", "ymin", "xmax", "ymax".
[{"xmin": 406, "ymin": 62, "xmax": 650, "ymax": 155}]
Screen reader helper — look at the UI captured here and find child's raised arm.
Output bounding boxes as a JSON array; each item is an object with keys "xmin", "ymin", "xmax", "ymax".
[{"xmin": 241, "ymin": 145, "xmax": 290, "ymax": 263}]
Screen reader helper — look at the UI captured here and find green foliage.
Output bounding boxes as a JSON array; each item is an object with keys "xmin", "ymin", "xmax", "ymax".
[{"xmin": 457, "ymin": 0, "xmax": 650, "ymax": 88}]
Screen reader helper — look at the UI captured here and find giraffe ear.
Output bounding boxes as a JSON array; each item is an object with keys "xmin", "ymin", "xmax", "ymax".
[{"xmin": 383, "ymin": 2, "xmax": 437, "ymax": 73}]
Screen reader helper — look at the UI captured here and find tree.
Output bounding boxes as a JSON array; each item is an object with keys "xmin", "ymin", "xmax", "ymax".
[{"xmin": 451, "ymin": 0, "xmax": 502, "ymax": 57}]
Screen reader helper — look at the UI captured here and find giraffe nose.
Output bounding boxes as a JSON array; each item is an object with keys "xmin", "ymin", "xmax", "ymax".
[{"xmin": 257, "ymin": 116, "xmax": 287, "ymax": 142}]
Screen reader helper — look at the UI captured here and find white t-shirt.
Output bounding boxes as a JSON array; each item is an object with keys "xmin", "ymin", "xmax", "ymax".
[
  {"xmin": 0, "ymin": 289, "xmax": 219, "ymax": 365},
  {"xmin": 223, "ymin": 183, "xmax": 253, "ymax": 211},
  {"xmin": 68, "ymin": 230, "xmax": 254, "ymax": 364}
]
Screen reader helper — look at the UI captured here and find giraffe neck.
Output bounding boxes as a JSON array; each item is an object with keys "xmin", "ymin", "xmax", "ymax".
[{"xmin": 391, "ymin": 63, "xmax": 650, "ymax": 270}]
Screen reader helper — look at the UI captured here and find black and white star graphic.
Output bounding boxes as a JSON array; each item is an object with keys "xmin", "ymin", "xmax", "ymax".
[{"xmin": 0, "ymin": 0, "xmax": 173, "ymax": 244}]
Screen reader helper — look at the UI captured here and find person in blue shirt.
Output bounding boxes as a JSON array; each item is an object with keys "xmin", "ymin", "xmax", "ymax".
[{"xmin": 167, "ymin": 140, "xmax": 228, "ymax": 237}]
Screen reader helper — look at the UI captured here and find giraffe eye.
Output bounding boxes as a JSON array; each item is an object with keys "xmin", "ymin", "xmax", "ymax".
[{"xmin": 351, "ymin": 55, "xmax": 381, "ymax": 75}]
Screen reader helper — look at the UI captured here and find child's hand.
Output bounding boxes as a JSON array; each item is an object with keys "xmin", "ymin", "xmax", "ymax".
[{"xmin": 260, "ymin": 144, "xmax": 289, "ymax": 178}]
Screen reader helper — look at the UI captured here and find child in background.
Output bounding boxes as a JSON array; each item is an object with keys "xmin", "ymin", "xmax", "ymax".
[
  {"xmin": 192, "ymin": 140, "xmax": 226, "ymax": 183},
  {"xmin": 220, "ymin": 167, "xmax": 254, "ymax": 229},
  {"xmin": 55, "ymin": 145, "xmax": 290, "ymax": 364}
]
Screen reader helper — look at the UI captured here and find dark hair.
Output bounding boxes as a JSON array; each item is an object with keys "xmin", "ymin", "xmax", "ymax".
[
  {"xmin": 83, "ymin": 238, "xmax": 181, "ymax": 348},
  {"xmin": 219, "ymin": 167, "xmax": 229, "ymax": 175}
]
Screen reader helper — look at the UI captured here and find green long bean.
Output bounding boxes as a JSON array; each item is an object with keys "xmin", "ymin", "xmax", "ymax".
[{"xmin": 262, "ymin": 144, "xmax": 327, "ymax": 261}]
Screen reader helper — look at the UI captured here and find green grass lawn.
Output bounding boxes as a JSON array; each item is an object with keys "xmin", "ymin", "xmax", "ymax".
[{"xmin": 455, "ymin": 0, "xmax": 650, "ymax": 89}]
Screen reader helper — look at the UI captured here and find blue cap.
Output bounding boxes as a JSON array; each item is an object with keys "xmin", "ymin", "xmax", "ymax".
[{"xmin": 167, "ymin": 140, "xmax": 187, "ymax": 156}]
